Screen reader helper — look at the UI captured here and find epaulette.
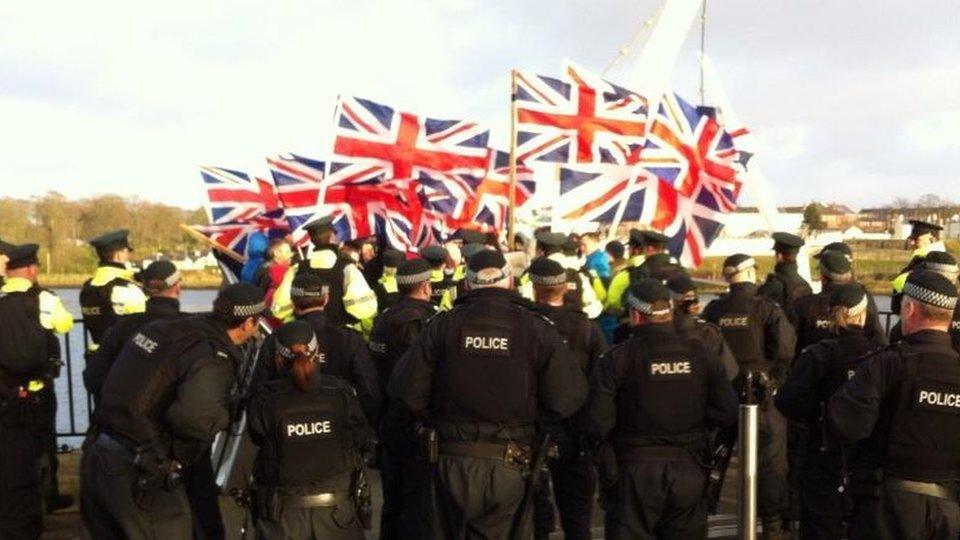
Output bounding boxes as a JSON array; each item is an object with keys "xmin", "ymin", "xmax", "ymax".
[{"xmin": 531, "ymin": 310, "xmax": 556, "ymax": 327}]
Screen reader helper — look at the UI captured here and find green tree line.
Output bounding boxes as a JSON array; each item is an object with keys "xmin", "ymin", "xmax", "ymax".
[{"xmin": 1, "ymin": 192, "xmax": 207, "ymax": 274}]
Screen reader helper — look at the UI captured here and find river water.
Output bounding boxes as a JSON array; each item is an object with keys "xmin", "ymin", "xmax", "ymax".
[{"xmin": 49, "ymin": 288, "xmax": 895, "ymax": 447}]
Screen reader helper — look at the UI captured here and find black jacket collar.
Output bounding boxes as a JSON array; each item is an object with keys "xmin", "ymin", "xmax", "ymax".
[{"xmin": 145, "ymin": 296, "xmax": 180, "ymax": 316}]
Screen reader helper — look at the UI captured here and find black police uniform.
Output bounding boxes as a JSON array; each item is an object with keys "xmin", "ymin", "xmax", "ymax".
[
  {"xmin": 827, "ymin": 330, "xmax": 960, "ymax": 539},
  {"xmin": 775, "ymin": 327, "xmax": 879, "ymax": 539},
  {"xmin": 758, "ymin": 261, "xmax": 813, "ymax": 322},
  {"xmin": 0, "ymin": 280, "xmax": 58, "ymax": 537},
  {"xmin": 83, "ymin": 296, "xmax": 183, "ymax": 403},
  {"xmin": 369, "ymin": 295, "xmax": 437, "ymax": 540},
  {"xmin": 531, "ymin": 302, "xmax": 606, "ymax": 540},
  {"xmin": 587, "ymin": 322, "xmax": 739, "ymax": 538},
  {"xmin": 248, "ymin": 374, "xmax": 370, "ymax": 540},
  {"xmin": 256, "ymin": 310, "xmax": 381, "ymax": 425},
  {"xmin": 702, "ymin": 281, "xmax": 797, "ymax": 526},
  {"xmin": 793, "ymin": 282, "xmax": 887, "ymax": 352},
  {"xmin": 673, "ymin": 311, "xmax": 739, "ymax": 382},
  {"xmin": 388, "ymin": 287, "xmax": 588, "ymax": 539},
  {"xmin": 81, "ymin": 314, "xmax": 243, "ymax": 539},
  {"xmin": 889, "ymin": 305, "xmax": 960, "ymax": 348}
]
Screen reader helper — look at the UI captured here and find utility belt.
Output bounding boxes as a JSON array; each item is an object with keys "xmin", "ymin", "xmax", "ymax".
[
  {"xmin": 437, "ymin": 440, "xmax": 536, "ymax": 470},
  {"xmin": 95, "ymin": 431, "xmax": 184, "ymax": 492},
  {"xmin": 0, "ymin": 366, "xmax": 48, "ymax": 402},
  {"xmin": 614, "ymin": 442, "xmax": 695, "ymax": 463},
  {"xmin": 257, "ymin": 486, "xmax": 355, "ymax": 523},
  {"xmin": 885, "ymin": 477, "xmax": 960, "ymax": 503}
]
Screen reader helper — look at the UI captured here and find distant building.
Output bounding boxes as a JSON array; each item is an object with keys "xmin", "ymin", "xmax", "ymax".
[
  {"xmin": 719, "ymin": 206, "xmax": 804, "ymax": 239},
  {"xmin": 819, "ymin": 204, "xmax": 858, "ymax": 230}
]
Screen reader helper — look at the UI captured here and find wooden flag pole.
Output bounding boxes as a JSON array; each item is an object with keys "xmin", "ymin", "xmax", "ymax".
[
  {"xmin": 178, "ymin": 223, "xmax": 247, "ymax": 264},
  {"xmin": 507, "ymin": 69, "xmax": 519, "ymax": 250}
]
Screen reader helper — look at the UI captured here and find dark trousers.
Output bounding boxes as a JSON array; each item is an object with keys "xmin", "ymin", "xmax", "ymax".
[
  {"xmin": 758, "ymin": 402, "xmax": 789, "ymax": 521},
  {"xmin": 798, "ymin": 451, "xmax": 847, "ymax": 540},
  {"xmin": 0, "ymin": 403, "xmax": 43, "ymax": 540},
  {"xmin": 785, "ymin": 420, "xmax": 809, "ymax": 525},
  {"xmin": 185, "ymin": 449, "xmax": 225, "ymax": 540},
  {"xmin": 37, "ymin": 385, "xmax": 61, "ymax": 510},
  {"xmin": 433, "ymin": 455, "xmax": 526, "ymax": 540},
  {"xmin": 617, "ymin": 458, "xmax": 707, "ymax": 540},
  {"xmin": 256, "ymin": 503, "xmax": 364, "ymax": 540},
  {"xmin": 601, "ymin": 483, "xmax": 622, "ymax": 540},
  {"xmin": 80, "ymin": 440, "xmax": 192, "ymax": 540},
  {"xmin": 851, "ymin": 489, "xmax": 960, "ymax": 540},
  {"xmin": 378, "ymin": 439, "xmax": 432, "ymax": 540},
  {"xmin": 534, "ymin": 455, "xmax": 596, "ymax": 540}
]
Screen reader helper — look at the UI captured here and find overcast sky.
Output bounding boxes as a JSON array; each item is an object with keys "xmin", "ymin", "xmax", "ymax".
[{"xmin": 2, "ymin": 0, "xmax": 958, "ymax": 210}]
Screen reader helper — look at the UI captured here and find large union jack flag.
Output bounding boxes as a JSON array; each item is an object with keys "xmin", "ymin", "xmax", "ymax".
[
  {"xmin": 266, "ymin": 154, "xmax": 325, "ymax": 243},
  {"xmin": 191, "ymin": 209, "xmax": 289, "ymax": 256},
  {"xmin": 200, "ymin": 166, "xmax": 281, "ymax": 225},
  {"xmin": 330, "ymin": 95, "xmax": 490, "ymax": 184},
  {"xmin": 515, "ymin": 62, "xmax": 648, "ymax": 165},
  {"xmin": 321, "ymin": 180, "xmax": 440, "ymax": 250},
  {"xmin": 452, "ymin": 150, "xmax": 537, "ymax": 232}
]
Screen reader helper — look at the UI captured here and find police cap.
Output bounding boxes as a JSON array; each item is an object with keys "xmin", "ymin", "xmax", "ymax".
[
  {"xmin": 642, "ymin": 230, "xmax": 671, "ymax": 247},
  {"xmin": 420, "ymin": 245, "xmax": 449, "ymax": 265},
  {"xmin": 381, "ymin": 249, "xmax": 405, "ymax": 269},
  {"xmin": 627, "ymin": 228, "xmax": 646, "ymax": 247},
  {"xmin": 137, "ymin": 260, "xmax": 181, "ymax": 294},
  {"xmin": 213, "ymin": 282, "xmax": 269, "ymax": 319},
  {"xmin": 461, "ymin": 243, "xmax": 487, "ymax": 260},
  {"xmin": 771, "ymin": 232, "xmax": 804, "ymax": 253},
  {"xmin": 563, "ymin": 234, "xmax": 580, "ymax": 254},
  {"xmin": 528, "ymin": 257, "xmax": 566, "ymax": 286},
  {"xmin": 535, "ymin": 230, "xmax": 567, "ymax": 248},
  {"xmin": 816, "ymin": 241, "xmax": 853, "ymax": 261},
  {"xmin": 722, "ymin": 254, "xmax": 755, "ymax": 277},
  {"xmin": 903, "ymin": 270, "xmax": 958, "ymax": 310},
  {"xmin": 625, "ymin": 278, "xmax": 672, "ymax": 316},
  {"xmin": 666, "ymin": 275, "xmax": 697, "ymax": 296},
  {"xmin": 918, "ymin": 251, "xmax": 959, "ymax": 278},
  {"xmin": 5, "ymin": 243, "xmax": 40, "ymax": 270},
  {"xmin": 302, "ymin": 215, "xmax": 335, "ymax": 234},
  {"xmin": 451, "ymin": 229, "xmax": 487, "ymax": 245},
  {"xmin": 275, "ymin": 320, "xmax": 319, "ymax": 362},
  {"xmin": 396, "ymin": 258, "xmax": 432, "ymax": 285},
  {"xmin": 89, "ymin": 229, "xmax": 133, "ymax": 252},
  {"xmin": 908, "ymin": 220, "xmax": 942, "ymax": 239},
  {"xmin": 466, "ymin": 249, "xmax": 509, "ymax": 284},
  {"xmin": 818, "ymin": 250, "xmax": 851, "ymax": 277},
  {"xmin": 829, "ymin": 283, "xmax": 868, "ymax": 314},
  {"xmin": 291, "ymin": 273, "xmax": 329, "ymax": 299}
]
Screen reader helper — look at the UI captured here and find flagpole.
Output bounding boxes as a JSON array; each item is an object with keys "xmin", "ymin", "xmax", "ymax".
[
  {"xmin": 178, "ymin": 223, "xmax": 247, "ymax": 264},
  {"xmin": 507, "ymin": 69, "xmax": 519, "ymax": 250}
]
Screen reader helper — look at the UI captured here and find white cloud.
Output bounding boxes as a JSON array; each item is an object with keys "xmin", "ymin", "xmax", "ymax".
[
  {"xmin": 754, "ymin": 124, "xmax": 809, "ymax": 162},
  {"xmin": 904, "ymin": 110, "xmax": 960, "ymax": 152}
]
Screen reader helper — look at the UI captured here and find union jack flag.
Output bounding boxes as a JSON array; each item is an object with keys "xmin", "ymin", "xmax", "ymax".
[
  {"xmin": 322, "ymin": 181, "xmax": 440, "ymax": 250},
  {"xmin": 330, "ymin": 95, "xmax": 490, "ymax": 184},
  {"xmin": 454, "ymin": 150, "xmax": 537, "ymax": 231},
  {"xmin": 556, "ymin": 164, "xmax": 657, "ymax": 224},
  {"xmin": 266, "ymin": 154, "xmax": 325, "ymax": 244},
  {"xmin": 200, "ymin": 166, "xmax": 281, "ymax": 225},
  {"xmin": 515, "ymin": 62, "xmax": 648, "ymax": 165},
  {"xmin": 191, "ymin": 209, "xmax": 289, "ymax": 256}
]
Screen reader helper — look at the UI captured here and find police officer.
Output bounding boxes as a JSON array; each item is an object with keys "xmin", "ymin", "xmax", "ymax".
[
  {"xmin": 666, "ymin": 275, "xmax": 739, "ymax": 381},
  {"xmin": 520, "ymin": 231, "xmax": 603, "ymax": 319},
  {"xmin": 0, "ymin": 238, "xmax": 12, "ymax": 285},
  {"xmin": 702, "ymin": 254, "xmax": 797, "ymax": 538},
  {"xmin": 587, "ymin": 279, "xmax": 739, "ymax": 539},
  {"xmin": 440, "ymin": 243, "xmax": 488, "ymax": 311},
  {"xmin": 776, "ymin": 284, "xmax": 881, "ymax": 539},
  {"xmin": 0, "ymin": 243, "xmax": 74, "ymax": 536},
  {"xmin": 373, "ymin": 249, "xmax": 405, "ymax": 311},
  {"xmin": 604, "ymin": 229, "xmax": 679, "ymax": 324},
  {"xmin": 370, "ymin": 258, "xmax": 437, "ymax": 540},
  {"xmin": 248, "ymin": 321, "xmax": 371, "ymax": 539},
  {"xmin": 758, "ymin": 232, "xmax": 813, "ymax": 323},
  {"xmin": 258, "ymin": 272, "xmax": 380, "ymax": 424},
  {"xmin": 422, "ymin": 245, "xmax": 456, "ymax": 308},
  {"xmin": 388, "ymin": 249, "xmax": 588, "ymax": 538},
  {"xmin": 80, "ymin": 229, "xmax": 147, "ymax": 351},
  {"xmin": 889, "ymin": 251, "xmax": 960, "ymax": 347},
  {"xmin": 827, "ymin": 270, "xmax": 960, "ymax": 539},
  {"xmin": 84, "ymin": 260, "xmax": 184, "ymax": 403},
  {"xmin": 81, "ymin": 283, "xmax": 263, "ymax": 539},
  {"xmin": 794, "ymin": 248, "xmax": 886, "ymax": 352},
  {"xmin": 528, "ymin": 257, "xmax": 606, "ymax": 540},
  {"xmin": 271, "ymin": 216, "xmax": 378, "ymax": 329},
  {"xmin": 890, "ymin": 220, "xmax": 947, "ymax": 312}
]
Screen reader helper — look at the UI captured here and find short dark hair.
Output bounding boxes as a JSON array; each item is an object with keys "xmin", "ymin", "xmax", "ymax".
[
  {"xmin": 292, "ymin": 296, "xmax": 325, "ymax": 312},
  {"xmin": 308, "ymin": 229, "xmax": 336, "ymax": 246},
  {"xmin": 213, "ymin": 311, "xmax": 254, "ymax": 330},
  {"xmin": 398, "ymin": 281, "xmax": 425, "ymax": 296}
]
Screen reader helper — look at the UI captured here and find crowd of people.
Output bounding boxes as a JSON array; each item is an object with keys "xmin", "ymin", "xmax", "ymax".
[{"xmin": 0, "ymin": 217, "xmax": 959, "ymax": 539}]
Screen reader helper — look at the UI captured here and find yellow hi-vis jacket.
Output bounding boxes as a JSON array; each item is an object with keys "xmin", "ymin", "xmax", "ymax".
[
  {"xmin": 272, "ymin": 249, "xmax": 378, "ymax": 327},
  {"xmin": 603, "ymin": 254, "xmax": 645, "ymax": 316}
]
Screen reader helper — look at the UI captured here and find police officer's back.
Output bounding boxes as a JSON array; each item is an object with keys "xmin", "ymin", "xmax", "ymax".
[
  {"xmin": 888, "ymin": 251, "xmax": 960, "ymax": 347},
  {"xmin": 258, "ymin": 272, "xmax": 381, "ymax": 425},
  {"xmin": 701, "ymin": 254, "xmax": 796, "ymax": 537},
  {"xmin": 587, "ymin": 279, "xmax": 738, "ymax": 539},
  {"xmin": 0, "ymin": 243, "xmax": 74, "ymax": 537},
  {"xmin": 79, "ymin": 229, "xmax": 147, "ymax": 349},
  {"xmin": 667, "ymin": 275, "xmax": 739, "ymax": 381},
  {"xmin": 84, "ymin": 260, "xmax": 185, "ymax": 403},
  {"xmin": 248, "ymin": 321, "xmax": 371, "ymax": 540},
  {"xmin": 80, "ymin": 283, "xmax": 264, "ymax": 540},
  {"xmin": 520, "ymin": 231, "xmax": 603, "ymax": 319},
  {"xmin": 776, "ymin": 284, "xmax": 880, "ymax": 539},
  {"xmin": 421, "ymin": 245, "xmax": 457, "ymax": 308},
  {"xmin": 828, "ymin": 271, "xmax": 960, "ymax": 539},
  {"xmin": 889, "ymin": 220, "xmax": 947, "ymax": 312},
  {"xmin": 388, "ymin": 250, "xmax": 588, "ymax": 539},
  {"xmin": 372, "ymin": 249, "xmax": 405, "ymax": 312},
  {"xmin": 529, "ymin": 257, "xmax": 606, "ymax": 540},
  {"xmin": 757, "ymin": 232, "xmax": 813, "ymax": 323}
]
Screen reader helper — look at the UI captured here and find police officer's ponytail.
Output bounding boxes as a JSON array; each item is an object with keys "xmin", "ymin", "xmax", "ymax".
[{"xmin": 274, "ymin": 321, "xmax": 322, "ymax": 392}]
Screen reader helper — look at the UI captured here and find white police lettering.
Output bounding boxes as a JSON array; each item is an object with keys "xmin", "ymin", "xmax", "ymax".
[
  {"xmin": 286, "ymin": 420, "xmax": 333, "ymax": 437},
  {"xmin": 815, "ymin": 319, "xmax": 831, "ymax": 329},
  {"xmin": 650, "ymin": 361, "xmax": 691, "ymax": 375},
  {"xmin": 918, "ymin": 390, "xmax": 960, "ymax": 409},
  {"xmin": 952, "ymin": 321, "xmax": 960, "ymax": 331},
  {"xmin": 719, "ymin": 316, "xmax": 749, "ymax": 328},
  {"xmin": 847, "ymin": 369, "xmax": 856, "ymax": 380},
  {"xmin": 464, "ymin": 336, "xmax": 509, "ymax": 351},
  {"xmin": 132, "ymin": 333, "xmax": 158, "ymax": 354}
]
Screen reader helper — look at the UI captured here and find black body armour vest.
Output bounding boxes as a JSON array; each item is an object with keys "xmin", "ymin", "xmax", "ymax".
[
  {"xmin": 368, "ymin": 300, "xmax": 435, "ymax": 388},
  {"xmin": 562, "ymin": 268, "xmax": 584, "ymax": 310},
  {"xmin": 542, "ymin": 305, "xmax": 592, "ymax": 374},
  {"xmin": 0, "ymin": 287, "xmax": 48, "ymax": 378},
  {"xmin": 432, "ymin": 299, "xmax": 539, "ymax": 425},
  {"xmin": 616, "ymin": 333, "xmax": 708, "ymax": 443},
  {"xmin": 256, "ymin": 379, "xmax": 357, "ymax": 488},
  {"xmin": 97, "ymin": 318, "xmax": 210, "ymax": 444},
  {"xmin": 80, "ymin": 276, "xmax": 127, "ymax": 344},
  {"xmin": 766, "ymin": 271, "xmax": 812, "ymax": 309},
  {"xmin": 816, "ymin": 334, "xmax": 877, "ymax": 405},
  {"xmin": 712, "ymin": 293, "xmax": 767, "ymax": 373},
  {"xmin": 877, "ymin": 344, "xmax": 960, "ymax": 481},
  {"xmin": 297, "ymin": 252, "xmax": 351, "ymax": 324}
]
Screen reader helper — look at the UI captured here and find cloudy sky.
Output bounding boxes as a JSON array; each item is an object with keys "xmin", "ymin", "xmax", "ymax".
[{"xmin": 2, "ymin": 0, "xmax": 958, "ymax": 210}]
